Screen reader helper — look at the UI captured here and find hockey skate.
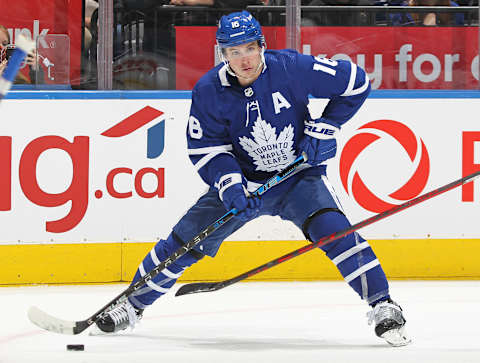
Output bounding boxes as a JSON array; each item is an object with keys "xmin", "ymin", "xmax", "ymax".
[
  {"xmin": 94, "ymin": 299, "xmax": 143, "ymax": 334},
  {"xmin": 367, "ymin": 299, "xmax": 411, "ymax": 347}
]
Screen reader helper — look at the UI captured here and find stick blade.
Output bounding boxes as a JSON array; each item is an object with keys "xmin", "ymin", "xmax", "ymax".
[
  {"xmin": 175, "ymin": 282, "xmax": 221, "ymax": 296},
  {"xmin": 28, "ymin": 306, "xmax": 82, "ymax": 335}
]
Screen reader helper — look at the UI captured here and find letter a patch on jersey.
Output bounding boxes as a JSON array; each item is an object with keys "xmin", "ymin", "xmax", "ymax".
[
  {"xmin": 272, "ymin": 92, "xmax": 291, "ymax": 114},
  {"xmin": 238, "ymin": 118, "xmax": 295, "ymax": 172}
]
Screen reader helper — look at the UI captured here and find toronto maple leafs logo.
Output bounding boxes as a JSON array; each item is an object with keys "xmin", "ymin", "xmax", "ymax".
[{"xmin": 239, "ymin": 118, "xmax": 295, "ymax": 172}]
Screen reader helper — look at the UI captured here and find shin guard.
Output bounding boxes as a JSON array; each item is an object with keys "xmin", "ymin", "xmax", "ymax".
[
  {"xmin": 128, "ymin": 232, "xmax": 203, "ymax": 309},
  {"xmin": 306, "ymin": 210, "xmax": 390, "ymax": 305}
]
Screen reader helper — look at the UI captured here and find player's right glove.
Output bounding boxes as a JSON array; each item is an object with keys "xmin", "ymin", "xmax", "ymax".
[
  {"xmin": 298, "ymin": 117, "xmax": 340, "ymax": 166},
  {"xmin": 216, "ymin": 173, "xmax": 262, "ymax": 221}
]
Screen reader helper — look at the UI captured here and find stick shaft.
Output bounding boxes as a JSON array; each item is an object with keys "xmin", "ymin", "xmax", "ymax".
[
  {"xmin": 204, "ymin": 169, "xmax": 480, "ymax": 290},
  {"xmin": 77, "ymin": 153, "xmax": 307, "ymax": 332}
]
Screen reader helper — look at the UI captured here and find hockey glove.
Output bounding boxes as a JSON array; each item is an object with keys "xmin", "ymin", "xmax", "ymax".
[
  {"xmin": 216, "ymin": 173, "xmax": 262, "ymax": 221},
  {"xmin": 298, "ymin": 117, "xmax": 340, "ymax": 165}
]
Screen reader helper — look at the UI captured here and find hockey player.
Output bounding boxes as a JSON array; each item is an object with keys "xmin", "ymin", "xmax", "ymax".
[{"xmin": 96, "ymin": 11, "xmax": 410, "ymax": 347}]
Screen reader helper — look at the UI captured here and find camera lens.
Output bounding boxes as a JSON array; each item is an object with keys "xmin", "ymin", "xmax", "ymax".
[{"xmin": 6, "ymin": 46, "xmax": 15, "ymax": 60}]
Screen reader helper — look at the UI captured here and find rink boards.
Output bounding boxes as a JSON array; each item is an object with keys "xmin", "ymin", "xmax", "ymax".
[{"xmin": 1, "ymin": 90, "xmax": 480, "ymax": 284}]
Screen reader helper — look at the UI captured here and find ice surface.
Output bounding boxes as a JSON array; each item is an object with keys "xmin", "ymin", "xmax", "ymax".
[{"xmin": 1, "ymin": 281, "xmax": 479, "ymax": 363}]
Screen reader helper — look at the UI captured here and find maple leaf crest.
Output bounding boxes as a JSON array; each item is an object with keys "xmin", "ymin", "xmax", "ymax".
[{"xmin": 239, "ymin": 117, "xmax": 295, "ymax": 172}]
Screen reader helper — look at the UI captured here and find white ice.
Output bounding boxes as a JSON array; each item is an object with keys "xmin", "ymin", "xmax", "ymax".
[{"xmin": 1, "ymin": 281, "xmax": 480, "ymax": 363}]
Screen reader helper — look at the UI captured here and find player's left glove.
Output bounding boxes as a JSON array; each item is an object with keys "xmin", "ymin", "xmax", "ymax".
[
  {"xmin": 216, "ymin": 173, "xmax": 262, "ymax": 221},
  {"xmin": 298, "ymin": 117, "xmax": 340, "ymax": 165}
]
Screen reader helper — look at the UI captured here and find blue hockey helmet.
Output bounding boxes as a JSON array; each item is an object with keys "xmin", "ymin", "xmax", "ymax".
[{"xmin": 216, "ymin": 11, "xmax": 265, "ymax": 49}]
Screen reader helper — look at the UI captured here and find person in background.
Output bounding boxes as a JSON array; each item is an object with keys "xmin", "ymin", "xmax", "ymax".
[
  {"xmin": 0, "ymin": 25, "xmax": 43, "ymax": 84},
  {"xmin": 0, "ymin": 24, "xmax": 11, "ymax": 77},
  {"xmin": 84, "ymin": 0, "xmax": 99, "ymax": 51},
  {"xmin": 408, "ymin": 0, "xmax": 464, "ymax": 26},
  {"xmin": 168, "ymin": 0, "xmax": 269, "ymax": 23},
  {"xmin": 375, "ymin": 0, "xmax": 464, "ymax": 26},
  {"xmin": 302, "ymin": 0, "xmax": 376, "ymax": 26},
  {"xmin": 166, "ymin": 0, "xmax": 269, "ymax": 26},
  {"xmin": 374, "ymin": 0, "xmax": 415, "ymax": 25}
]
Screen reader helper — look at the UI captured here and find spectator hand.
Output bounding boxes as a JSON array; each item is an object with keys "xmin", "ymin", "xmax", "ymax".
[
  {"xmin": 25, "ymin": 50, "xmax": 39, "ymax": 70},
  {"xmin": 298, "ymin": 117, "xmax": 340, "ymax": 166},
  {"xmin": 217, "ymin": 173, "xmax": 262, "ymax": 221},
  {"xmin": 0, "ymin": 59, "xmax": 6, "ymax": 77}
]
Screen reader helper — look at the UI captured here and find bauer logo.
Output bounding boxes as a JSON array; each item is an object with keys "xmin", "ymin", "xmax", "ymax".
[
  {"xmin": 0, "ymin": 105, "xmax": 167, "ymax": 235},
  {"xmin": 339, "ymin": 119, "xmax": 430, "ymax": 213}
]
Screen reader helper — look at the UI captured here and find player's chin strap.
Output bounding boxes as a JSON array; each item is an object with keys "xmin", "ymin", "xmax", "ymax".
[{"xmin": 220, "ymin": 46, "xmax": 266, "ymax": 82}]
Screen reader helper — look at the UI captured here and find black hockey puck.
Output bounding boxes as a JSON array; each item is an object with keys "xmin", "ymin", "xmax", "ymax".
[{"xmin": 66, "ymin": 344, "xmax": 84, "ymax": 351}]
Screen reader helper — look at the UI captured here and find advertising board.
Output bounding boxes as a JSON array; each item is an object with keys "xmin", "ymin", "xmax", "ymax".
[
  {"xmin": 1, "ymin": 95, "xmax": 480, "ymax": 243},
  {"xmin": 176, "ymin": 26, "xmax": 479, "ymax": 91}
]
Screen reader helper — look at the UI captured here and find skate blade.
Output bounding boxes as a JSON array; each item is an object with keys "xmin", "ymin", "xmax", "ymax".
[
  {"xmin": 88, "ymin": 325, "xmax": 129, "ymax": 336},
  {"xmin": 88, "ymin": 325, "xmax": 112, "ymax": 336},
  {"xmin": 381, "ymin": 328, "xmax": 412, "ymax": 347},
  {"xmin": 88, "ymin": 323, "xmax": 138, "ymax": 336}
]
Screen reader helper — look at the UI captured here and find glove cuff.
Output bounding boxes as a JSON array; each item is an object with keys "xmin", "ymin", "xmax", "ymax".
[{"xmin": 215, "ymin": 173, "xmax": 243, "ymax": 201}]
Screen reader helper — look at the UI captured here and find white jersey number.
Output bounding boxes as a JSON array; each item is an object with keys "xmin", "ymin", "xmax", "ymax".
[
  {"xmin": 313, "ymin": 56, "xmax": 338, "ymax": 76},
  {"xmin": 188, "ymin": 115, "xmax": 203, "ymax": 139}
]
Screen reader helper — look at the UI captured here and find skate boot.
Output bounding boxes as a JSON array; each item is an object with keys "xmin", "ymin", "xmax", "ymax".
[
  {"xmin": 95, "ymin": 299, "xmax": 143, "ymax": 334},
  {"xmin": 367, "ymin": 299, "xmax": 411, "ymax": 347}
]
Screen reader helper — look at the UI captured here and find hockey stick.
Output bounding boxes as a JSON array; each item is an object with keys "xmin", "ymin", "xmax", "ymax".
[
  {"xmin": 0, "ymin": 34, "xmax": 35, "ymax": 102},
  {"xmin": 175, "ymin": 169, "xmax": 480, "ymax": 297},
  {"xmin": 27, "ymin": 153, "xmax": 308, "ymax": 335}
]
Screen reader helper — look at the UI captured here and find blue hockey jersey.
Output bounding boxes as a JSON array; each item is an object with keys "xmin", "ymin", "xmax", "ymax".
[{"xmin": 187, "ymin": 49, "xmax": 370, "ymax": 190}]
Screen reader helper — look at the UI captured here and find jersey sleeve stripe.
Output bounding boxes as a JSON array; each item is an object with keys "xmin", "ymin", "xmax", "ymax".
[
  {"xmin": 188, "ymin": 144, "xmax": 233, "ymax": 155},
  {"xmin": 345, "ymin": 73, "xmax": 370, "ymax": 96},
  {"xmin": 194, "ymin": 150, "xmax": 234, "ymax": 171},
  {"xmin": 341, "ymin": 63, "xmax": 370, "ymax": 97},
  {"xmin": 340, "ymin": 62, "xmax": 357, "ymax": 97}
]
